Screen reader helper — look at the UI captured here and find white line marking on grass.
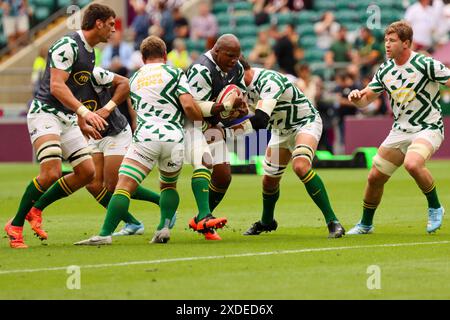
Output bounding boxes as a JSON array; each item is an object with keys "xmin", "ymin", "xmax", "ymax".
[{"xmin": 1, "ymin": 240, "xmax": 449, "ymax": 275}]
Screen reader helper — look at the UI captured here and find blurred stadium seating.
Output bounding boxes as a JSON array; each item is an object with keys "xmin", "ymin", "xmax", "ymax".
[
  {"xmin": 0, "ymin": 0, "xmax": 92, "ymax": 51},
  {"xmin": 198, "ymin": 0, "xmax": 406, "ymax": 69}
]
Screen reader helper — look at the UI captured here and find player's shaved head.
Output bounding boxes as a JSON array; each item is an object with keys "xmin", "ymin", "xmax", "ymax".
[
  {"xmin": 211, "ymin": 34, "xmax": 241, "ymax": 73},
  {"xmin": 213, "ymin": 34, "xmax": 240, "ymax": 51}
]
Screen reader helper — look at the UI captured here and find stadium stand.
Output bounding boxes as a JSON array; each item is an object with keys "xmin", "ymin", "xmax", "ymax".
[
  {"xmin": 199, "ymin": 0, "xmax": 410, "ymax": 74},
  {"xmin": 0, "ymin": 0, "xmax": 92, "ymax": 55},
  {"xmin": 0, "ymin": 0, "xmax": 448, "ymax": 158}
]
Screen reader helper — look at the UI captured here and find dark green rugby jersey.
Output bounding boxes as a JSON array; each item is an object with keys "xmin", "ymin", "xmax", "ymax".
[{"xmin": 35, "ymin": 31, "xmax": 96, "ymax": 114}]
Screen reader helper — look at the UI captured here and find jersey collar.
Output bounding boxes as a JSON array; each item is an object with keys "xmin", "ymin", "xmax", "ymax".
[
  {"xmin": 248, "ymin": 68, "xmax": 262, "ymax": 90},
  {"xmin": 394, "ymin": 51, "xmax": 416, "ymax": 67},
  {"xmin": 77, "ymin": 30, "xmax": 94, "ymax": 53},
  {"xmin": 205, "ymin": 51, "xmax": 227, "ymax": 77}
]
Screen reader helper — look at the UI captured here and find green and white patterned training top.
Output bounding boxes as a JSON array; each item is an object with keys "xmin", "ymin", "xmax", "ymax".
[
  {"xmin": 246, "ymin": 68, "xmax": 318, "ymax": 134},
  {"xmin": 129, "ymin": 63, "xmax": 191, "ymax": 143},
  {"xmin": 369, "ymin": 51, "xmax": 450, "ymax": 134}
]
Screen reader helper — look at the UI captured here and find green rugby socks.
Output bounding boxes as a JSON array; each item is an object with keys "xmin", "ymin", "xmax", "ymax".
[
  {"xmin": 95, "ymin": 187, "xmax": 140, "ymax": 225},
  {"xmin": 261, "ymin": 187, "xmax": 279, "ymax": 225},
  {"xmin": 423, "ymin": 183, "xmax": 441, "ymax": 209},
  {"xmin": 301, "ymin": 169, "xmax": 338, "ymax": 223},
  {"xmin": 99, "ymin": 189, "xmax": 130, "ymax": 236},
  {"xmin": 158, "ymin": 187, "xmax": 179, "ymax": 230},
  {"xmin": 192, "ymin": 169, "xmax": 211, "ymax": 220},
  {"xmin": 11, "ymin": 178, "xmax": 45, "ymax": 226}
]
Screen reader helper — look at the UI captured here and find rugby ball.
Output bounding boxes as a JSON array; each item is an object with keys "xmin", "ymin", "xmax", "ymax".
[{"xmin": 216, "ymin": 84, "xmax": 242, "ymax": 104}]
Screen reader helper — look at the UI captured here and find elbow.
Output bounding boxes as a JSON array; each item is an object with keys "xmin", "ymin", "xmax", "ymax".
[
  {"xmin": 50, "ymin": 81, "xmax": 59, "ymax": 97},
  {"xmin": 120, "ymin": 81, "xmax": 130, "ymax": 97},
  {"xmin": 120, "ymin": 77, "xmax": 130, "ymax": 91},
  {"xmin": 49, "ymin": 80, "xmax": 56, "ymax": 95}
]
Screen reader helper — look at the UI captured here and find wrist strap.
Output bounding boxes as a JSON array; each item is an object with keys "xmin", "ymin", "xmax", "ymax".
[
  {"xmin": 104, "ymin": 100, "xmax": 117, "ymax": 112},
  {"xmin": 76, "ymin": 105, "xmax": 90, "ymax": 118}
]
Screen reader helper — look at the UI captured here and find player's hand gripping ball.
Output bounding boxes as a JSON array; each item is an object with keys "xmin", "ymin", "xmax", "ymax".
[{"xmin": 216, "ymin": 84, "xmax": 247, "ymax": 120}]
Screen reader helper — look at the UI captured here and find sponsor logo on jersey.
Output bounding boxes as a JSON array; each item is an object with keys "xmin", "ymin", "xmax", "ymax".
[
  {"xmin": 391, "ymin": 87, "xmax": 416, "ymax": 104},
  {"xmin": 73, "ymin": 71, "xmax": 91, "ymax": 85},
  {"xmin": 136, "ymin": 72, "xmax": 163, "ymax": 90},
  {"xmin": 82, "ymin": 99, "xmax": 98, "ymax": 111}
]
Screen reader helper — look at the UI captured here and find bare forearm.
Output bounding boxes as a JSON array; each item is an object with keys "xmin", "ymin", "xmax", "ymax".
[
  {"xmin": 127, "ymin": 98, "xmax": 136, "ymax": 122},
  {"xmin": 50, "ymin": 81, "xmax": 83, "ymax": 112},
  {"xmin": 184, "ymin": 105, "xmax": 203, "ymax": 121},
  {"xmin": 110, "ymin": 81, "xmax": 130, "ymax": 105},
  {"xmin": 197, "ymin": 100, "xmax": 226, "ymax": 117},
  {"xmin": 352, "ymin": 96, "xmax": 371, "ymax": 108},
  {"xmin": 348, "ymin": 87, "xmax": 380, "ymax": 108},
  {"xmin": 355, "ymin": 92, "xmax": 377, "ymax": 108}
]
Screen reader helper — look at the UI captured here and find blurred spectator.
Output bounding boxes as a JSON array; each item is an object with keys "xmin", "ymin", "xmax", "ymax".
[
  {"xmin": 167, "ymin": 38, "xmax": 191, "ymax": 71},
  {"xmin": 346, "ymin": 63, "xmax": 362, "ymax": 89},
  {"xmin": 190, "ymin": 2, "xmax": 218, "ymax": 44},
  {"xmin": 166, "ymin": 0, "xmax": 184, "ymax": 9},
  {"xmin": 445, "ymin": 2, "xmax": 450, "ymax": 37},
  {"xmin": 248, "ymin": 29, "xmax": 276, "ymax": 68},
  {"xmin": 295, "ymin": 63, "xmax": 321, "ymax": 106},
  {"xmin": 333, "ymin": 72, "xmax": 359, "ymax": 145},
  {"xmin": 404, "ymin": 0, "xmax": 443, "ymax": 52},
  {"xmin": 287, "ymin": 0, "xmax": 306, "ymax": 11},
  {"xmin": 158, "ymin": 1, "xmax": 175, "ymax": 52},
  {"xmin": 130, "ymin": 0, "xmax": 150, "ymax": 50},
  {"xmin": 252, "ymin": 0, "xmax": 271, "ymax": 25},
  {"xmin": 173, "ymin": 6, "xmax": 189, "ymax": 39},
  {"xmin": 31, "ymin": 46, "xmax": 46, "ymax": 97},
  {"xmin": 325, "ymin": 26, "xmax": 352, "ymax": 70},
  {"xmin": 145, "ymin": 0, "xmax": 162, "ymax": 23},
  {"xmin": 315, "ymin": 81, "xmax": 336, "ymax": 153},
  {"xmin": 189, "ymin": 50, "xmax": 200, "ymax": 64},
  {"xmin": 358, "ymin": 74, "xmax": 388, "ymax": 117},
  {"xmin": 129, "ymin": 49, "xmax": 144, "ymax": 74},
  {"xmin": 149, "ymin": 24, "xmax": 164, "ymax": 38},
  {"xmin": 264, "ymin": 0, "xmax": 290, "ymax": 13},
  {"xmin": 352, "ymin": 27, "xmax": 383, "ymax": 78},
  {"xmin": 1, "ymin": 0, "xmax": 31, "ymax": 53},
  {"xmin": 273, "ymin": 23, "xmax": 303, "ymax": 76},
  {"xmin": 251, "ymin": 0, "xmax": 308, "ymax": 13},
  {"xmin": 314, "ymin": 11, "xmax": 340, "ymax": 51},
  {"xmin": 101, "ymin": 31, "xmax": 134, "ymax": 74}
]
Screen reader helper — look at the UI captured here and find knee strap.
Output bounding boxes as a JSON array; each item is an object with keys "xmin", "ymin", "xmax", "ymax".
[
  {"xmin": 36, "ymin": 140, "xmax": 62, "ymax": 163},
  {"xmin": 68, "ymin": 147, "xmax": 92, "ymax": 167},
  {"xmin": 407, "ymin": 143, "xmax": 432, "ymax": 160},
  {"xmin": 292, "ymin": 144, "xmax": 315, "ymax": 164},
  {"xmin": 263, "ymin": 159, "xmax": 287, "ymax": 177},
  {"xmin": 372, "ymin": 154, "xmax": 399, "ymax": 176}
]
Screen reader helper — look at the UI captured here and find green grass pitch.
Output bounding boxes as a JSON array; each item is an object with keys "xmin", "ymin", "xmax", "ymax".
[{"xmin": 0, "ymin": 161, "xmax": 449, "ymax": 299}]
